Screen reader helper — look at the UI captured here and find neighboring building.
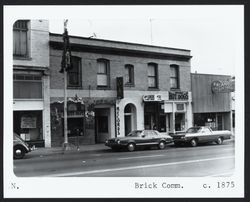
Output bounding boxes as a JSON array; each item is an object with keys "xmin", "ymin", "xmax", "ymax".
[
  {"xmin": 13, "ymin": 20, "xmax": 51, "ymax": 147},
  {"xmin": 49, "ymin": 33, "xmax": 193, "ymax": 147},
  {"xmin": 191, "ymin": 73, "xmax": 234, "ymax": 131}
]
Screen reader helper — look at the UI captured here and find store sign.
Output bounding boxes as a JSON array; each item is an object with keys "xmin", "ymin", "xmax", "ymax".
[
  {"xmin": 21, "ymin": 116, "xmax": 36, "ymax": 128},
  {"xmin": 143, "ymin": 95, "xmax": 162, "ymax": 102},
  {"xmin": 169, "ymin": 91, "xmax": 188, "ymax": 100},
  {"xmin": 116, "ymin": 77, "xmax": 124, "ymax": 99},
  {"xmin": 211, "ymin": 80, "xmax": 235, "ymax": 93},
  {"xmin": 116, "ymin": 106, "xmax": 120, "ymax": 136}
]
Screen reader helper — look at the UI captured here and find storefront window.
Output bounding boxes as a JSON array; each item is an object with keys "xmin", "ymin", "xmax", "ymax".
[
  {"xmin": 13, "ymin": 111, "xmax": 43, "ymax": 142},
  {"xmin": 13, "ymin": 74, "xmax": 43, "ymax": 99}
]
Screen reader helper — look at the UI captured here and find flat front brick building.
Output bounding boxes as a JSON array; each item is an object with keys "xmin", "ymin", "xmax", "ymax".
[{"xmin": 49, "ymin": 33, "xmax": 193, "ymax": 147}]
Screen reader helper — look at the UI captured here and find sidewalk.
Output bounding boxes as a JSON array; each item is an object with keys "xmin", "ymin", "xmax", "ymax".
[{"xmin": 30, "ymin": 143, "xmax": 107, "ymax": 157}]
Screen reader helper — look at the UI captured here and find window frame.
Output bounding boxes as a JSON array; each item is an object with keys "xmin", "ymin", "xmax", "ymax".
[
  {"xmin": 13, "ymin": 73, "xmax": 43, "ymax": 99},
  {"xmin": 147, "ymin": 63, "xmax": 158, "ymax": 89},
  {"xmin": 124, "ymin": 64, "xmax": 135, "ymax": 86},
  {"xmin": 170, "ymin": 64, "xmax": 180, "ymax": 90},
  {"xmin": 97, "ymin": 58, "xmax": 110, "ymax": 89},
  {"xmin": 67, "ymin": 56, "xmax": 82, "ymax": 88},
  {"xmin": 13, "ymin": 20, "xmax": 30, "ymax": 58}
]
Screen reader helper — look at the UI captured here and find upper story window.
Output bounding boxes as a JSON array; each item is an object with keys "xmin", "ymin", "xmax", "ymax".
[
  {"xmin": 13, "ymin": 73, "xmax": 43, "ymax": 99},
  {"xmin": 147, "ymin": 63, "xmax": 158, "ymax": 88},
  {"xmin": 97, "ymin": 59, "xmax": 110, "ymax": 87},
  {"xmin": 13, "ymin": 20, "xmax": 29, "ymax": 57},
  {"xmin": 124, "ymin": 64, "xmax": 134, "ymax": 86},
  {"xmin": 170, "ymin": 64, "xmax": 179, "ymax": 89},
  {"xmin": 67, "ymin": 56, "xmax": 82, "ymax": 88}
]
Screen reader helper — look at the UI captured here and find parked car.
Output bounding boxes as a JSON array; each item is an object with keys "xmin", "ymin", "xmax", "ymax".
[
  {"xmin": 13, "ymin": 132, "xmax": 31, "ymax": 159},
  {"xmin": 172, "ymin": 126, "xmax": 232, "ymax": 147},
  {"xmin": 105, "ymin": 130, "xmax": 173, "ymax": 152}
]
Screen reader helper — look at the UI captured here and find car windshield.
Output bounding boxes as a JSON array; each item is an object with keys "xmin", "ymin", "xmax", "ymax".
[
  {"xmin": 127, "ymin": 130, "xmax": 142, "ymax": 137},
  {"xmin": 186, "ymin": 127, "xmax": 201, "ymax": 133}
]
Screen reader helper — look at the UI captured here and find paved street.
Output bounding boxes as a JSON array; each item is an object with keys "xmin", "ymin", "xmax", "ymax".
[{"xmin": 14, "ymin": 141, "xmax": 234, "ymax": 177}]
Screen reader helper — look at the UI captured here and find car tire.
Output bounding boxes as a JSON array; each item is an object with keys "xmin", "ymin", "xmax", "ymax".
[
  {"xmin": 14, "ymin": 146, "xmax": 25, "ymax": 159},
  {"xmin": 190, "ymin": 139, "xmax": 198, "ymax": 147},
  {"xmin": 158, "ymin": 141, "xmax": 166, "ymax": 150},
  {"xmin": 216, "ymin": 137, "xmax": 223, "ymax": 145},
  {"xmin": 127, "ymin": 143, "xmax": 135, "ymax": 152}
]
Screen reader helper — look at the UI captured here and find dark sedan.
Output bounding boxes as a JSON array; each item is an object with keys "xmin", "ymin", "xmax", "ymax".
[{"xmin": 105, "ymin": 130, "xmax": 173, "ymax": 152}]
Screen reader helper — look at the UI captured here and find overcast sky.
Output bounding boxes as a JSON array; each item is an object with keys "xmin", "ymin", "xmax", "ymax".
[{"xmin": 48, "ymin": 6, "xmax": 243, "ymax": 76}]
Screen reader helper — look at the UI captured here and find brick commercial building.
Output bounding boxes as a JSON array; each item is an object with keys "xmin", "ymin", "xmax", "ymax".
[
  {"xmin": 13, "ymin": 20, "xmax": 51, "ymax": 147},
  {"xmin": 49, "ymin": 33, "xmax": 193, "ymax": 147}
]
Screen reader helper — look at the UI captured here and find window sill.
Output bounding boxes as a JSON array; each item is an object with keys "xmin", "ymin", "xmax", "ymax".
[
  {"xmin": 170, "ymin": 88, "xmax": 181, "ymax": 91},
  {"xmin": 97, "ymin": 86, "xmax": 110, "ymax": 90},
  {"xmin": 67, "ymin": 86, "xmax": 83, "ymax": 90},
  {"xmin": 125, "ymin": 83, "xmax": 135, "ymax": 87},
  {"xmin": 148, "ymin": 87, "xmax": 159, "ymax": 91},
  {"xmin": 13, "ymin": 56, "xmax": 32, "ymax": 60}
]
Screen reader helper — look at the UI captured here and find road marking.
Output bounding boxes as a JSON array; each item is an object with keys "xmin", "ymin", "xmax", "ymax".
[
  {"xmin": 118, "ymin": 154, "xmax": 165, "ymax": 160},
  {"xmin": 45, "ymin": 155, "xmax": 234, "ymax": 177}
]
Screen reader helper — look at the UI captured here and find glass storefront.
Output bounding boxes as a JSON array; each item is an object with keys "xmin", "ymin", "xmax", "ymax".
[{"xmin": 13, "ymin": 110, "xmax": 44, "ymax": 147}]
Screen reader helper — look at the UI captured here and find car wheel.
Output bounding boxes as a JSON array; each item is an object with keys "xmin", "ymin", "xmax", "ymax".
[
  {"xmin": 190, "ymin": 139, "xmax": 198, "ymax": 147},
  {"xmin": 216, "ymin": 137, "xmax": 223, "ymax": 145},
  {"xmin": 14, "ymin": 146, "xmax": 25, "ymax": 159},
  {"xmin": 158, "ymin": 141, "xmax": 166, "ymax": 150},
  {"xmin": 127, "ymin": 143, "xmax": 135, "ymax": 152}
]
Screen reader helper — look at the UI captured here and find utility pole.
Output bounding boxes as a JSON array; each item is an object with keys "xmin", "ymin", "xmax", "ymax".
[{"xmin": 59, "ymin": 19, "xmax": 72, "ymax": 152}]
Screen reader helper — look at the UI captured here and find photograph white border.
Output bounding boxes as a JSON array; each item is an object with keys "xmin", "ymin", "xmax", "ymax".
[{"xmin": 4, "ymin": 5, "xmax": 244, "ymax": 198}]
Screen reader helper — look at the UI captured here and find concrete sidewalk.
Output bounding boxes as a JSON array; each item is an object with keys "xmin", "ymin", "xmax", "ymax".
[{"xmin": 30, "ymin": 143, "xmax": 108, "ymax": 157}]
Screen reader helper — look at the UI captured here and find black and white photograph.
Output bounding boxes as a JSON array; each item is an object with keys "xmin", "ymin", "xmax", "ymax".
[{"xmin": 4, "ymin": 5, "xmax": 244, "ymax": 198}]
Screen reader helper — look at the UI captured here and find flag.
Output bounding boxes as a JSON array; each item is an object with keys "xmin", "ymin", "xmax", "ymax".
[{"xmin": 59, "ymin": 20, "xmax": 72, "ymax": 73}]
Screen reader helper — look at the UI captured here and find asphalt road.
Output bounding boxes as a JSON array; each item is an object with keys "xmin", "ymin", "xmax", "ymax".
[{"xmin": 14, "ymin": 141, "xmax": 235, "ymax": 177}]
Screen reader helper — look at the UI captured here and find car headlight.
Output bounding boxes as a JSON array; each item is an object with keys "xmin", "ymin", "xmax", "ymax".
[
  {"xmin": 181, "ymin": 136, "xmax": 186, "ymax": 139},
  {"xmin": 117, "ymin": 140, "xmax": 120, "ymax": 144}
]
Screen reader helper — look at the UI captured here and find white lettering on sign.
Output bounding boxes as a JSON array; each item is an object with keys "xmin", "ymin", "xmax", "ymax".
[
  {"xmin": 169, "ymin": 92, "xmax": 188, "ymax": 100},
  {"xmin": 143, "ymin": 95, "xmax": 162, "ymax": 102},
  {"xmin": 211, "ymin": 80, "xmax": 235, "ymax": 93}
]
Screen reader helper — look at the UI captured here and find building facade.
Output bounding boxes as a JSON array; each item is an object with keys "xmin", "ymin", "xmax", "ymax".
[
  {"xmin": 13, "ymin": 20, "xmax": 51, "ymax": 147},
  {"xmin": 191, "ymin": 73, "xmax": 234, "ymax": 131},
  {"xmin": 49, "ymin": 33, "xmax": 193, "ymax": 147}
]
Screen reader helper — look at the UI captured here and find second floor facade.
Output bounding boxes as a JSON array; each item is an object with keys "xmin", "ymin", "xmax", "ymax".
[{"xmin": 49, "ymin": 33, "xmax": 192, "ymax": 93}]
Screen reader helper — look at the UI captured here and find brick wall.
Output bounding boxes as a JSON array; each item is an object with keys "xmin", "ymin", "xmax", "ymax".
[{"xmin": 50, "ymin": 49, "xmax": 191, "ymax": 92}]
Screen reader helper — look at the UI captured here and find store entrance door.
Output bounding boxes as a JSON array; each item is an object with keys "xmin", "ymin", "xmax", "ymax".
[{"xmin": 175, "ymin": 113, "xmax": 185, "ymax": 132}]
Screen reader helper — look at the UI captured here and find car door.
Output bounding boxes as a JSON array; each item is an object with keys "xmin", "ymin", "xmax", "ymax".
[
  {"xmin": 141, "ymin": 130, "xmax": 155, "ymax": 146},
  {"xmin": 201, "ymin": 127, "xmax": 213, "ymax": 142},
  {"xmin": 198, "ymin": 128, "xmax": 209, "ymax": 143}
]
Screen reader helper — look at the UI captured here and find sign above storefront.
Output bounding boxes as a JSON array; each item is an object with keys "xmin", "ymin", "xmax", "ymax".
[
  {"xmin": 211, "ymin": 80, "xmax": 235, "ymax": 93},
  {"xmin": 143, "ymin": 95, "xmax": 162, "ymax": 102},
  {"xmin": 169, "ymin": 91, "xmax": 188, "ymax": 100}
]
